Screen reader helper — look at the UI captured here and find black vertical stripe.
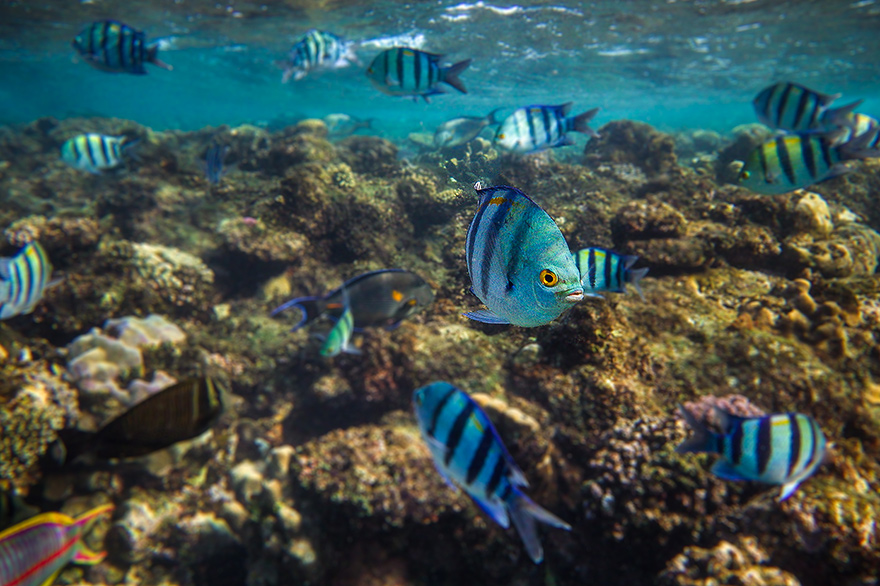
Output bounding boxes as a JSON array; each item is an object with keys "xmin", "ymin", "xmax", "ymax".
[
  {"xmin": 804, "ymin": 418, "xmax": 818, "ymax": 468},
  {"xmin": 819, "ymin": 136, "xmax": 834, "ymax": 169},
  {"xmin": 383, "ymin": 49, "xmax": 390, "ymax": 79},
  {"xmin": 758, "ymin": 141, "xmax": 769, "ymax": 181},
  {"xmin": 505, "ymin": 205, "xmax": 535, "ymax": 279},
  {"xmin": 731, "ymin": 422, "xmax": 743, "ymax": 465},
  {"xmin": 117, "ymin": 26, "xmax": 127, "ymax": 70},
  {"xmin": 808, "ymin": 96, "xmax": 822, "ymax": 130},
  {"xmin": 413, "ymin": 50, "xmax": 421, "ymax": 91},
  {"xmin": 756, "ymin": 417, "xmax": 772, "ymax": 475},
  {"xmin": 428, "ymin": 57, "xmax": 435, "ymax": 86},
  {"xmin": 792, "ymin": 90, "xmax": 811, "ymax": 129},
  {"xmin": 466, "ymin": 195, "xmax": 491, "ymax": 271},
  {"xmin": 603, "ymin": 249, "xmax": 613, "ymax": 290},
  {"xmin": 541, "ymin": 107, "xmax": 552, "ymax": 145},
  {"xmin": 11, "ymin": 257, "xmax": 24, "ymax": 307},
  {"xmin": 85, "ymin": 136, "xmax": 97, "ymax": 168},
  {"xmin": 101, "ymin": 20, "xmax": 110, "ymax": 67},
  {"xmin": 786, "ymin": 414, "xmax": 801, "ymax": 478},
  {"xmin": 88, "ymin": 23, "xmax": 96, "ymax": 54},
  {"xmin": 427, "ymin": 387, "xmax": 456, "ymax": 438},
  {"xmin": 71, "ymin": 137, "xmax": 82, "ymax": 163},
  {"xmin": 484, "ymin": 453, "xmax": 506, "ymax": 497},
  {"xmin": 500, "ymin": 483, "xmax": 512, "ymax": 502},
  {"xmin": 479, "ymin": 199, "xmax": 515, "ymax": 297},
  {"xmin": 396, "ymin": 49, "xmax": 404, "ymax": 88},
  {"xmin": 130, "ymin": 32, "xmax": 139, "ymax": 70},
  {"xmin": 466, "ymin": 427, "xmax": 494, "ymax": 484},
  {"xmin": 776, "ymin": 136, "xmax": 796, "ymax": 185},
  {"xmin": 588, "ymin": 248, "xmax": 597, "ymax": 288},
  {"xmin": 776, "ymin": 83, "xmax": 794, "ymax": 127},
  {"xmin": 801, "ymin": 134, "xmax": 817, "ymax": 179},
  {"xmin": 526, "ymin": 109, "xmax": 538, "ymax": 150},
  {"xmin": 443, "ymin": 402, "xmax": 476, "ymax": 466},
  {"xmin": 100, "ymin": 136, "xmax": 111, "ymax": 167}
]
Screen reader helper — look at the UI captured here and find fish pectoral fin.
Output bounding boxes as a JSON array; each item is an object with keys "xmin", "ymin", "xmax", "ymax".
[
  {"xmin": 463, "ymin": 309, "xmax": 510, "ymax": 325},
  {"xmin": 779, "ymin": 479, "xmax": 803, "ymax": 501},
  {"xmin": 384, "ymin": 75, "xmax": 401, "ymax": 87},
  {"xmin": 710, "ymin": 460, "xmax": 750, "ymax": 482}
]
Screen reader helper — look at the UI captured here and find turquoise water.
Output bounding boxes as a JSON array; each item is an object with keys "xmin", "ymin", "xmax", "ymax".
[{"xmin": 3, "ymin": 0, "xmax": 880, "ymax": 138}]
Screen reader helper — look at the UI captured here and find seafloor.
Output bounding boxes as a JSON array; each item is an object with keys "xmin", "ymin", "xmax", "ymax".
[{"xmin": 1, "ymin": 116, "xmax": 879, "ymax": 586}]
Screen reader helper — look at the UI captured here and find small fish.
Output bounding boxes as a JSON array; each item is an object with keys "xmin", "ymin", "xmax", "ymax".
[
  {"xmin": 830, "ymin": 112, "xmax": 880, "ymax": 148},
  {"xmin": 434, "ymin": 109, "xmax": 501, "ymax": 148},
  {"xmin": 60, "ymin": 133, "xmax": 133, "ymax": 174},
  {"xmin": 57, "ymin": 378, "xmax": 226, "ymax": 462},
  {"xmin": 202, "ymin": 144, "xmax": 230, "ymax": 185},
  {"xmin": 738, "ymin": 127, "xmax": 880, "ymax": 195},
  {"xmin": 0, "ymin": 503, "xmax": 113, "ymax": 586},
  {"xmin": 752, "ymin": 81, "xmax": 861, "ymax": 133},
  {"xmin": 572, "ymin": 247, "xmax": 648, "ymax": 300},
  {"xmin": 319, "ymin": 289, "xmax": 360, "ymax": 357},
  {"xmin": 676, "ymin": 404, "xmax": 827, "ymax": 500},
  {"xmin": 324, "ymin": 113, "xmax": 374, "ymax": 138},
  {"xmin": 272, "ymin": 269, "xmax": 434, "ymax": 331},
  {"xmin": 494, "ymin": 104, "xmax": 599, "ymax": 154},
  {"xmin": 413, "ymin": 382, "xmax": 571, "ymax": 563},
  {"xmin": 281, "ymin": 29, "xmax": 357, "ymax": 83},
  {"xmin": 72, "ymin": 20, "xmax": 171, "ymax": 74},
  {"xmin": 366, "ymin": 47, "xmax": 471, "ymax": 102},
  {"xmin": 0, "ymin": 242, "xmax": 53, "ymax": 320},
  {"xmin": 465, "ymin": 183, "xmax": 583, "ymax": 327}
]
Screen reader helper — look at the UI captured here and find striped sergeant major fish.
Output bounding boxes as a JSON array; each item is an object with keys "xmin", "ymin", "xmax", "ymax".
[
  {"xmin": 0, "ymin": 503, "xmax": 113, "ymax": 586},
  {"xmin": 572, "ymin": 247, "xmax": 648, "ymax": 300},
  {"xmin": 676, "ymin": 404, "xmax": 827, "ymax": 500},
  {"xmin": 60, "ymin": 133, "xmax": 134, "ymax": 174},
  {"xmin": 281, "ymin": 29, "xmax": 357, "ymax": 83},
  {"xmin": 752, "ymin": 81, "xmax": 861, "ymax": 133},
  {"xmin": 737, "ymin": 126, "xmax": 880, "ymax": 195},
  {"xmin": 465, "ymin": 183, "xmax": 583, "ymax": 327},
  {"xmin": 494, "ymin": 104, "xmax": 599, "ymax": 154},
  {"xmin": 830, "ymin": 112, "xmax": 880, "ymax": 148},
  {"xmin": 366, "ymin": 47, "xmax": 471, "ymax": 102},
  {"xmin": 413, "ymin": 382, "xmax": 571, "ymax": 563},
  {"xmin": 55, "ymin": 378, "xmax": 227, "ymax": 463},
  {"xmin": 319, "ymin": 289, "xmax": 360, "ymax": 357},
  {"xmin": 72, "ymin": 20, "xmax": 171, "ymax": 74},
  {"xmin": 0, "ymin": 242, "xmax": 53, "ymax": 320}
]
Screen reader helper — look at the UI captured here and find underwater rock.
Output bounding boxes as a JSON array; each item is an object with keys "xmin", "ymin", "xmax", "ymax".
[
  {"xmin": 658, "ymin": 536, "xmax": 801, "ymax": 586},
  {"xmin": 3, "ymin": 215, "xmax": 101, "ymax": 251},
  {"xmin": 784, "ymin": 221, "xmax": 880, "ymax": 278},
  {"xmin": 584, "ymin": 120, "xmax": 679, "ymax": 178},
  {"xmin": 0, "ymin": 354, "xmax": 78, "ymax": 490},
  {"xmin": 791, "ymin": 191, "xmax": 833, "ymax": 239},
  {"xmin": 612, "ymin": 199, "xmax": 688, "ymax": 242},
  {"xmin": 217, "ymin": 217, "xmax": 309, "ymax": 263},
  {"xmin": 715, "ymin": 124, "xmax": 773, "ymax": 185},
  {"xmin": 130, "ymin": 242, "xmax": 215, "ymax": 311},
  {"xmin": 337, "ymin": 136, "xmax": 399, "ymax": 177},
  {"xmin": 261, "ymin": 120, "xmax": 335, "ymax": 174}
]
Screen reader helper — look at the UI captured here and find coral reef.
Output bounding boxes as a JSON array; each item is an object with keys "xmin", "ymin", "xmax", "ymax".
[{"xmin": 1, "ymin": 113, "xmax": 879, "ymax": 586}]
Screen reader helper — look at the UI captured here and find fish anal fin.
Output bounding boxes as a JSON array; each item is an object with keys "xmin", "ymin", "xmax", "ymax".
[{"xmin": 463, "ymin": 309, "xmax": 510, "ymax": 325}]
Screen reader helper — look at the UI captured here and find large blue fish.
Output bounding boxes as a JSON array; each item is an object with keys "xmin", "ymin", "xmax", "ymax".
[
  {"xmin": 366, "ymin": 47, "xmax": 471, "ymax": 102},
  {"xmin": 413, "ymin": 382, "xmax": 570, "ymax": 563},
  {"xmin": 676, "ymin": 404, "xmax": 827, "ymax": 500},
  {"xmin": 0, "ymin": 242, "xmax": 53, "ymax": 320},
  {"xmin": 465, "ymin": 183, "xmax": 583, "ymax": 327},
  {"xmin": 72, "ymin": 20, "xmax": 171, "ymax": 74}
]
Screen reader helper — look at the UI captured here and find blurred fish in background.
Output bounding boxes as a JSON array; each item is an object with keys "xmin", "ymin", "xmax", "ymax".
[
  {"xmin": 281, "ymin": 29, "xmax": 358, "ymax": 83},
  {"xmin": 434, "ymin": 109, "xmax": 501, "ymax": 148},
  {"xmin": 201, "ymin": 143, "xmax": 231, "ymax": 185},
  {"xmin": 494, "ymin": 104, "xmax": 599, "ymax": 154},
  {"xmin": 72, "ymin": 19, "xmax": 172, "ymax": 74},
  {"xmin": 324, "ymin": 113, "xmax": 374, "ymax": 138},
  {"xmin": 366, "ymin": 47, "xmax": 471, "ymax": 102},
  {"xmin": 60, "ymin": 133, "xmax": 136, "ymax": 174}
]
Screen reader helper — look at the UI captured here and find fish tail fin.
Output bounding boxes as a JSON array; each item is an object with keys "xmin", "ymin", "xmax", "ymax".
[
  {"xmin": 507, "ymin": 489, "xmax": 571, "ymax": 564},
  {"xmin": 486, "ymin": 108, "xmax": 504, "ymax": 126},
  {"xmin": 120, "ymin": 137, "xmax": 142, "ymax": 162},
  {"xmin": 147, "ymin": 45, "xmax": 173, "ymax": 70},
  {"xmin": 441, "ymin": 58, "xmax": 472, "ymax": 94},
  {"xmin": 71, "ymin": 503, "xmax": 114, "ymax": 564},
  {"xmin": 839, "ymin": 126, "xmax": 880, "ymax": 160},
  {"xmin": 823, "ymin": 99, "xmax": 864, "ymax": 129},
  {"xmin": 568, "ymin": 107, "xmax": 600, "ymax": 138},
  {"xmin": 625, "ymin": 266, "xmax": 649, "ymax": 300},
  {"xmin": 270, "ymin": 295, "xmax": 324, "ymax": 331},
  {"xmin": 50, "ymin": 427, "xmax": 95, "ymax": 468},
  {"xmin": 675, "ymin": 404, "xmax": 720, "ymax": 454}
]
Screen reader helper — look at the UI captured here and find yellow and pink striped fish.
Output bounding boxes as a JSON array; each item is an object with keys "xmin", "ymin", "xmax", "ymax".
[{"xmin": 0, "ymin": 503, "xmax": 113, "ymax": 586}]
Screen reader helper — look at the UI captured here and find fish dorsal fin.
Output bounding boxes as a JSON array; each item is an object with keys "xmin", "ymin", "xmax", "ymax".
[
  {"xmin": 713, "ymin": 407, "xmax": 748, "ymax": 434},
  {"xmin": 559, "ymin": 102, "xmax": 573, "ymax": 116}
]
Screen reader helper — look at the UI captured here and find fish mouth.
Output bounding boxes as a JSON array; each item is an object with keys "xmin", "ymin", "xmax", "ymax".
[{"xmin": 564, "ymin": 289, "xmax": 584, "ymax": 303}]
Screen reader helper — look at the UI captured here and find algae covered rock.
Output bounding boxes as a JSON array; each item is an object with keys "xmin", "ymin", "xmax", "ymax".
[{"xmin": 584, "ymin": 120, "xmax": 679, "ymax": 178}]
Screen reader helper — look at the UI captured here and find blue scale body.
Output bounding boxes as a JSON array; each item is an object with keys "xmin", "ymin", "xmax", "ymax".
[
  {"xmin": 413, "ymin": 382, "xmax": 570, "ymax": 563},
  {"xmin": 677, "ymin": 405, "xmax": 827, "ymax": 500}
]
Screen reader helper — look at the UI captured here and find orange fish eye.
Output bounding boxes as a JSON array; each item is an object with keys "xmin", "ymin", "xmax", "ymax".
[
  {"xmin": 497, "ymin": 133, "xmax": 505, "ymax": 139},
  {"xmin": 539, "ymin": 269, "xmax": 558, "ymax": 287},
  {"xmin": 740, "ymin": 170, "xmax": 750, "ymax": 179}
]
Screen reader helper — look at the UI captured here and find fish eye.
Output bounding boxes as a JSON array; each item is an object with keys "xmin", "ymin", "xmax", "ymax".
[
  {"xmin": 539, "ymin": 269, "xmax": 558, "ymax": 287},
  {"xmin": 497, "ymin": 133, "xmax": 505, "ymax": 139},
  {"xmin": 740, "ymin": 170, "xmax": 750, "ymax": 179}
]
